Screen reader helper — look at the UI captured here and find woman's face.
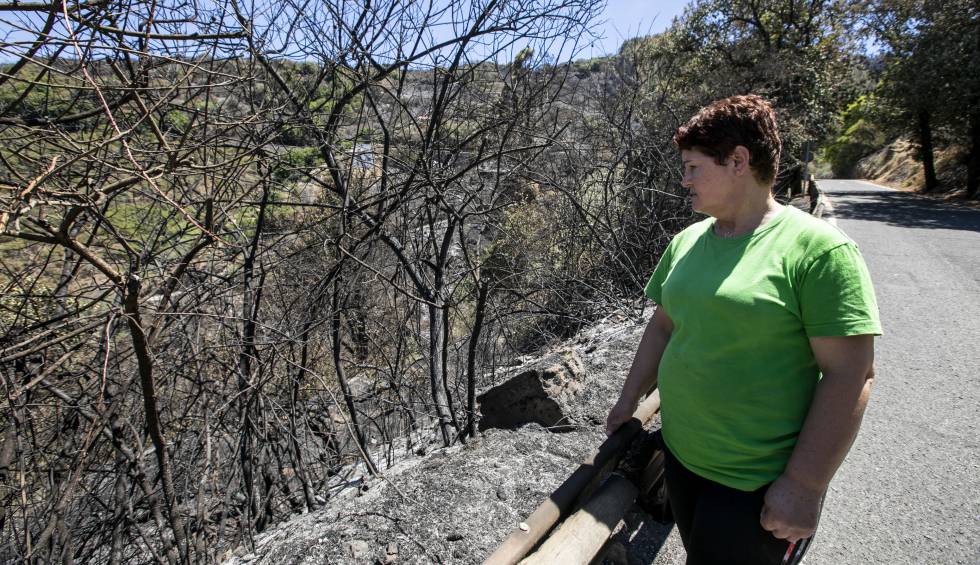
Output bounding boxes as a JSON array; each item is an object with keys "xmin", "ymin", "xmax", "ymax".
[{"xmin": 680, "ymin": 148, "xmax": 739, "ymax": 217}]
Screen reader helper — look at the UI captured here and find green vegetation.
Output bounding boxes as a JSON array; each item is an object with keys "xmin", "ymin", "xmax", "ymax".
[
  {"xmin": 823, "ymin": 95, "xmax": 886, "ymax": 177},
  {"xmin": 274, "ymin": 146, "xmax": 326, "ymax": 182},
  {"xmin": 0, "ymin": 65, "xmax": 97, "ymax": 124},
  {"xmin": 848, "ymin": 0, "xmax": 980, "ymax": 194}
]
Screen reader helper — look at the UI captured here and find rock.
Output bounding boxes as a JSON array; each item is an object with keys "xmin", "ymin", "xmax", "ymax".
[
  {"xmin": 477, "ymin": 350, "xmax": 585, "ymax": 432},
  {"xmin": 495, "ymin": 485, "xmax": 510, "ymax": 501},
  {"xmin": 447, "ymin": 532, "xmax": 464, "ymax": 542},
  {"xmin": 385, "ymin": 542, "xmax": 398, "ymax": 563},
  {"xmin": 348, "ymin": 540, "xmax": 371, "ymax": 561}
]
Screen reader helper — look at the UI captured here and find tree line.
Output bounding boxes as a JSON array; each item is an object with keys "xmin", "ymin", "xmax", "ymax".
[{"xmin": 826, "ymin": 0, "xmax": 979, "ymax": 196}]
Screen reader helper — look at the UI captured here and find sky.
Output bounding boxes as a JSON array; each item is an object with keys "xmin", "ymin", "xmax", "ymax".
[
  {"xmin": 584, "ymin": 0, "xmax": 692, "ymax": 58},
  {"xmin": 0, "ymin": 0, "xmax": 696, "ymax": 64}
]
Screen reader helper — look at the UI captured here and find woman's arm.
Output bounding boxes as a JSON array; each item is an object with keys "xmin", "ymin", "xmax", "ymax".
[
  {"xmin": 761, "ymin": 334, "xmax": 876, "ymax": 542},
  {"xmin": 605, "ymin": 307, "xmax": 674, "ymax": 436}
]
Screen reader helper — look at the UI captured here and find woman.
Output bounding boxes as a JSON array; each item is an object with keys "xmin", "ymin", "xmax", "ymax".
[{"xmin": 606, "ymin": 95, "xmax": 880, "ymax": 565}]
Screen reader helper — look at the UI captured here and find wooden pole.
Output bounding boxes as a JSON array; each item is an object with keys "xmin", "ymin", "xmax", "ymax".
[
  {"xmin": 520, "ymin": 448, "xmax": 666, "ymax": 565},
  {"xmin": 518, "ymin": 474, "xmax": 638, "ymax": 565},
  {"xmin": 482, "ymin": 391, "xmax": 660, "ymax": 565}
]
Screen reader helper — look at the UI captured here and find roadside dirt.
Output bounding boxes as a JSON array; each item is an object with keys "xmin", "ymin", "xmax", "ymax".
[{"xmin": 853, "ymin": 138, "xmax": 979, "ymax": 208}]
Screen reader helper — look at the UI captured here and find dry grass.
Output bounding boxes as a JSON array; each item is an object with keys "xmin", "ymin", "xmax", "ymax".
[{"xmin": 854, "ymin": 139, "xmax": 979, "ymax": 208}]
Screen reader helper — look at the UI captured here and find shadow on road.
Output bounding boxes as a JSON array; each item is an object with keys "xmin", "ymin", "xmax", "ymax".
[{"xmin": 826, "ymin": 190, "xmax": 980, "ymax": 233}]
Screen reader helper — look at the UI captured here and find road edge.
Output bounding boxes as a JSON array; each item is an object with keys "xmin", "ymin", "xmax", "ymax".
[{"xmin": 811, "ymin": 182, "xmax": 837, "ymax": 227}]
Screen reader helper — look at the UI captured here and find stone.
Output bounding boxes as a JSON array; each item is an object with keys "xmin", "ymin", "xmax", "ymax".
[
  {"xmin": 384, "ymin": 542, "xmax": 398, "ymax": 563},
  {"xmin": 348, "ymin": 540, "xmax": 370, "ymax": 560},
  {"xmin": 496, "ymin": 485, "xmax": 510, "ymax": 501},
  {"xmin": 477, "ymin": 350, "xmax": 585, "ymax": 432}
]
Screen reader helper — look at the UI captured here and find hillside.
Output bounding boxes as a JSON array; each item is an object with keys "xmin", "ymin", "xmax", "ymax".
[
  {"xmin": 853, "ymin": 139, "xmax": 970, "ymax": 197},
  {"xmin": 223, "ymin": 307, "xmax": 685, "ymax": 565}
]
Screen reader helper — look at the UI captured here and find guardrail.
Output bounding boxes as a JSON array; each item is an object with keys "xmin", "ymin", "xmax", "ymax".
[
  {"xmin": 808, "ymin": 176, "xmax": 834, "ymax": 220},
  {"xmin": 483, "ymin": 391, "xmax": 663, "ymax": 565}
]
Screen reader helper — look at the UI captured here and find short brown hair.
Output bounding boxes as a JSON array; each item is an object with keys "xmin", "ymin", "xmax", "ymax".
[{"xmin": 673, "ymin": 95, "xmax": 781, "ymax": 185}]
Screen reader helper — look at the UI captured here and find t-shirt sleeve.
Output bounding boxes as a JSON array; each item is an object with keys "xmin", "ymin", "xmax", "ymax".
[
  {"xmin": 643, "ymin": 242, "xmax": 674, "ymax": 304},
  {"xmin": 800, "ymin": 243, "xmax": 882, "ymax": 337}
]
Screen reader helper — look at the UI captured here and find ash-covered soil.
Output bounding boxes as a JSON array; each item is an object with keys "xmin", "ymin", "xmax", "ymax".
[{"xmin": 224, "ymin": 306, "xmax": 687, "ymax": 565}]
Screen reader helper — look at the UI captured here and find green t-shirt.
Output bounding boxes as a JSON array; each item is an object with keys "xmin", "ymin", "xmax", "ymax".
[{"xmin": 644, "ymin": 206, "xmax": 881, "ymax": 491}]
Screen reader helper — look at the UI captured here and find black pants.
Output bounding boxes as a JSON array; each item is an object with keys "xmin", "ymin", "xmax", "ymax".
[{"xmin": 663, "ymin": 446, "xmax": 815, "ymax": 565}]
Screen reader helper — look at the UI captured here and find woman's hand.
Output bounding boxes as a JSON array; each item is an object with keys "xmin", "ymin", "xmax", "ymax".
[
  {"xmin": 761, "ymin": 335, "xmax": 874, "ymax": 542},
  {"xmin": 760, "ymin": 473, "xmax": 824, "ymax": 542},
  {"xmin": 605, "ymin": 397, "xmax": 637, "ymax": 436}
]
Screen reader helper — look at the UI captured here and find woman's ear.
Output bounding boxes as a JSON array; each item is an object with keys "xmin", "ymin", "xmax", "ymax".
[{"xmin": 731, "ymin": 145, "xmax": 751, "ymax": 176}]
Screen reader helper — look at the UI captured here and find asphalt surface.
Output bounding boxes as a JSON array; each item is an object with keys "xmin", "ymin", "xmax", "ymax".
[{"xmin": 804, "ymin": 180, "xmax": 980, "ymax": 564}]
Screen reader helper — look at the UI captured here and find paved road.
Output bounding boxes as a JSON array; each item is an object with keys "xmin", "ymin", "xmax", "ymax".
[{"xmin": 806, "ymin": 180, "xmax": 980, "ymax": 564}]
